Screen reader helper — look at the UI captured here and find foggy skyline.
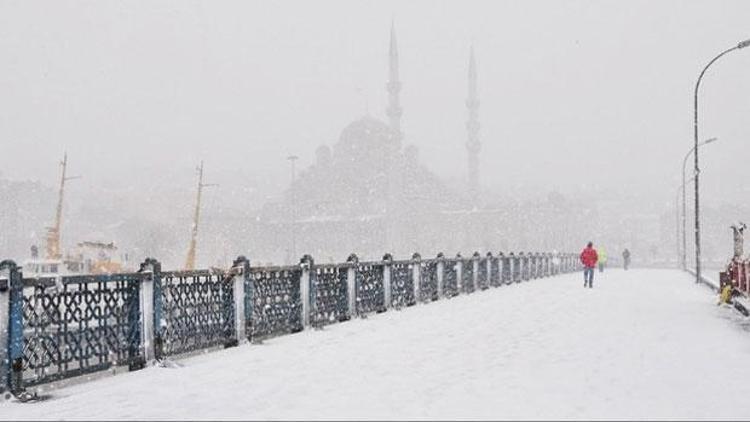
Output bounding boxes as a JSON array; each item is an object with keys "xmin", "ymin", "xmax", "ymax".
[{"xmin": 2, "ymin": 0, "xmax": 750, "ymax": 266}]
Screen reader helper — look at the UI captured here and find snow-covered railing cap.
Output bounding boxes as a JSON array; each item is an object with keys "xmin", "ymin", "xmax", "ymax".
[
  {"xmin": 138, "ymin": 257, "xmax": 160, "ymax": 273},
  {"xmin": 299, "ymin": 254, "xmax": 314, "ymax": 269},
  {"xmin": 0, "ymin": 260, "xmax": 13, "ymax": 291}
]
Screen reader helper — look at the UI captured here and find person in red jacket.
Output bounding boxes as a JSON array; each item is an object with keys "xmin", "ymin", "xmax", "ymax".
[{"xmin": 580, "ymin": 241, "xmax": 598, "ymax": 288}]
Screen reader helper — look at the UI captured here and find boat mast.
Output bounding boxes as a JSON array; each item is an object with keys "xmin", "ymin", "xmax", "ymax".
[
  {"xmin": 185, "ymin": 161, "xmax": 215, "ymax": 270},
  {"xmin": 46, "ymin": 153, "xmax": 68, "ymax": 259}
]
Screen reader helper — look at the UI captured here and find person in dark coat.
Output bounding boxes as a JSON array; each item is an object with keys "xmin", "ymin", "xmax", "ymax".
[{"xmin": 622, "ymin": 248, "xmax": 631, "ymax": 270}]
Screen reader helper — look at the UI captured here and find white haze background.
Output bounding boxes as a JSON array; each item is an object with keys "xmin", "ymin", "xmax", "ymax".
[{"xmin": 1, "ymin": 0, "xmax": 750, "ymax": 268}]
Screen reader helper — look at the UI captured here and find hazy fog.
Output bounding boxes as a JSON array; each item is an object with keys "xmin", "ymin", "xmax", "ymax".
[{"xmin": 2, "ymin": 0, "xmax": 749, "ymax": 267}]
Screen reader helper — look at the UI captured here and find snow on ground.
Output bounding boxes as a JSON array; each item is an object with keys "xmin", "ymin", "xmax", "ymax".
[{"xmin": 4, "ymin": 269, "xmax": 750, "ymax": 420}]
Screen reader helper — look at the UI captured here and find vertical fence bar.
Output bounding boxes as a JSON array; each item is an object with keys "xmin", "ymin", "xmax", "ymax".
[
  {"xmin": 0, "ymin": 260, "xmax": 21, "ymax": 395},
  {"xmin": 436, "ymin": 253, "xmax": 445, "ymax": 298},
  {"xmin": 0, "ymin": 262, "xmax": 9, "ymax": 396},
  {"xmin": 472, "ymin": 252, "xmax": 480, "ymax": 291},
  {"xmin": 233, "ymin": 256, "xmax": 250, "ymax": 343},
  {"xmin": 412, "ymin": 253, "xmax": 421, "ymax": 304},
  {"xmin": 485, "ymin": 252, "xmax": 494, "ymax": 288},
  {"xmin": 300, "ymin": 255, "xmax": 313, "ymax": 329},
  {"xmin": 138, "ymin": 258, "xmax": 160, "ymax": 364},
  {"xmin": 456, "ymin": 253, "xmax": 463, "ymax": 293},
  {"xmin": 347, "ymin": 253, "xmax": 358, "ymax": 318},
  {"xmin": 383, "ymin": 253, "xmax": 392, "ymax": 310}
]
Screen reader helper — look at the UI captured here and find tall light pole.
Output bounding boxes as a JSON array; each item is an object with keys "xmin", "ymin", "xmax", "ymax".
[
  {"xmin": 287, "ymin": 155, "xmax": 299, "ymax": 262},
  {"xmin": 681, "ymin": 137, "xmax": 717, "ymax": 270},
  {"xmin": 677, "ymin": 175, "xmax": 697, "ymax": 268},
  {"xmin": 693, "ymin": 39, "xmax": 750, "ymax": 283}
]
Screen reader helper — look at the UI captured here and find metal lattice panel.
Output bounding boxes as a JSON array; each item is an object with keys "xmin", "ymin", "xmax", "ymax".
[
  {"xmin": 20, "ymin": 274, "xmax": 142, "ymax": 386},
  {"xmin": 159, "ymin": 271, "xmax": 235, "ymax": 357},
  {"xmin": 390, "ymin": 261, "xmax": 415, "ymax": 308},
  {"xmin": 249, "ymin": 267, "xmax": 303, "ymax": 339},
  {"xmin": 488, "ymin": 256, "xmax": 501, "ymax": 287},
  {"xmin": 500, "ymin": 254, "xmax": 511, "ymax": 284},
  {"xmin": 512, "ymin": 255, "xmax": 521, "ymax": 282},
  {"xmin": 355, "ymin": 263, "xmax": 386, "ymax": 315},
  {"xmin": 522, "ymin": 255, "xmax": 530, "ymax": 281},
  {"xmin": 443, "ymin": 260, "xmax": 459, "ymax": 297},
  {"xmin": 311, "ymin": 265, "xmax": 349, "ymax": 327},
  {"xmin": 419, "ymin": 260, "xmax": 439, "ymax": 302},
  {"xmin": 461, "ymin": 259, "xmax": 475, "ymax": 294},
  {"xmin": 477, "ymin": 258, "xmax": 489, "ymax": 290}
]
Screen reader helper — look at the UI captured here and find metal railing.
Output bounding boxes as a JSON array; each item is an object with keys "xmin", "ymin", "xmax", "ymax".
[{"xmin": 0, "ymin": 250, "xmax": 581, "ymax": 395}]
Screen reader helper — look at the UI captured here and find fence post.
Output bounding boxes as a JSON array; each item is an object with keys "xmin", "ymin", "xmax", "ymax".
[
  {"xmin": 232, "ymin": 256, "xmax": 250, "ymax": 344},
  {"xmin": 300, "ymin": 255, "xmax": 313, "ymax": 329},
  {"xmin": 137, "ymin": 258, "xmax": 162, "ymax": 364},
  {"xmin": 455, "ymin": 253, "xmax": 463, "ymax": 293},
  {"xmin": 346, "ymin": 253, "xmax": 358, "ymax": 318},
  {"xmin": 382, "ymin": 253, "xmax": 393, "ymax": 310},
  {"xmin": 486, "ymin": 252, "xmax": 494, "ymax": 288},
  {"xmin": 1, "ymin": 260, "xmax": 23, "ymax": 395},
  {"xmin": 472, "ymin": 251, "xmax": 480, "ymax": 291},
  {"xmin": 436, "ymin": 252, "xmax": 445, "ymax": 298},
  {"xmin": 0, "ymin": 261, "xmax": 10, "ymax": 396},
  {"xmin": 412, "ymin": 253, "xmax": 421, "ymax": 304}
]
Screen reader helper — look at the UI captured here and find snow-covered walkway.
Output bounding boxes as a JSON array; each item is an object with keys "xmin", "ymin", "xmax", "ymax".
[{"xmin": 5, "ymin": 269, "xmax": 750, "ymax": 420}]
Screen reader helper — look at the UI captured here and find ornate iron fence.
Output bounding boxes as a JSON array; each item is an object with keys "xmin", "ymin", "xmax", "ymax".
[
  {"xmin": 248, "ymin": 265, "xmax": 303, "ymax": 340},
  {"xmin": 388, "ymin": 257, "xmax": 416, "ymax": 309},
  {"xmin": 460, "ymin": 255, "xmax": 475, "ymax": 294},
  {"xmin": 158, "ymin": 269, "xmax": 235, "ymax": 357},
  {"xmin": 418, "ymin": 256, "xmax": 439, "ymax": 302},
  {"xmin": 352, "ymin": 257, "xmax": 386, "ymax": 315},
  {"xmin": 310, "ymin": 261, "xmax": 350, "ymax": 328},
  {"xmin": 441, "ymin": 254, "xmax": 460, "ymax": 298},
  {"xmin": 500, "ymin": 253, "xmax": 511, "ymax": 284},
  {"xmin": 18, "ymin": 273, "xmax": 143, "ymax": 387},
  {"xmin": 2, "ymin": 248, "xmax": 581, "ymax": 395}
]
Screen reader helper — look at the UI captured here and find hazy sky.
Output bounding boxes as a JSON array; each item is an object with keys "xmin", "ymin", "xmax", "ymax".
[{"xmin": 1, "ymin": 0, "xmax": 750, "ymax": 209}]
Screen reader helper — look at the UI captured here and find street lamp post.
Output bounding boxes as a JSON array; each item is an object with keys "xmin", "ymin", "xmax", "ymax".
[
  {"xmin": 287, "ymin": 155, "xmax": 299, "ymax": 262},
  {"xmin": 681, "ymin": 137, "xmax": 717, "ymax": 270},
  {"xmin": 693, "ymin": 38, "xmax": 750, "ymax": 283}
]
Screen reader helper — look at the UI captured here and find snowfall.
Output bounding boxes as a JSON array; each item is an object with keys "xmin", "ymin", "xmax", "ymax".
[{"xmin": 4, "ymin": 269, "xmax": 750, "ymax": 420}]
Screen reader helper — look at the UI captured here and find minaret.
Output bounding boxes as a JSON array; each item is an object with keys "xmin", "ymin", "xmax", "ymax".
[
  {"xmin": 466, "ymin": 46, "xmax": 481, "ymax": 203},
  {"xmin": 386, "ymin": 20, "xmax": 403, "ymax": 145}
]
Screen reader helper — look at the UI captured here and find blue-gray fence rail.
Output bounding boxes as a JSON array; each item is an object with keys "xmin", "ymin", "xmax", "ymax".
[{"xmin": 0, "ymin": 251, "xmax": 582, "ymax": 394}]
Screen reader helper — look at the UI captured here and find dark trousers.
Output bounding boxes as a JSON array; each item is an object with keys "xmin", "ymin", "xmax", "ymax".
[{"xmin": 584, "ymin": 267, "xmax": 594, "ymax": 287}]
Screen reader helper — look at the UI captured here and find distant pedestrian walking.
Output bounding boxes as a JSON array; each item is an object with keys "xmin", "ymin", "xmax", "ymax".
[
  {"xmin": 580, "ymin": 242, "xmax": 598, "ymax": 288},
  {"xmin": 622, "ymin": 249, "xmax": 631, "ymax": 270},
  {"xmin": 598, "ymin": 248, "xmax": 607, "ymax": 273}
]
